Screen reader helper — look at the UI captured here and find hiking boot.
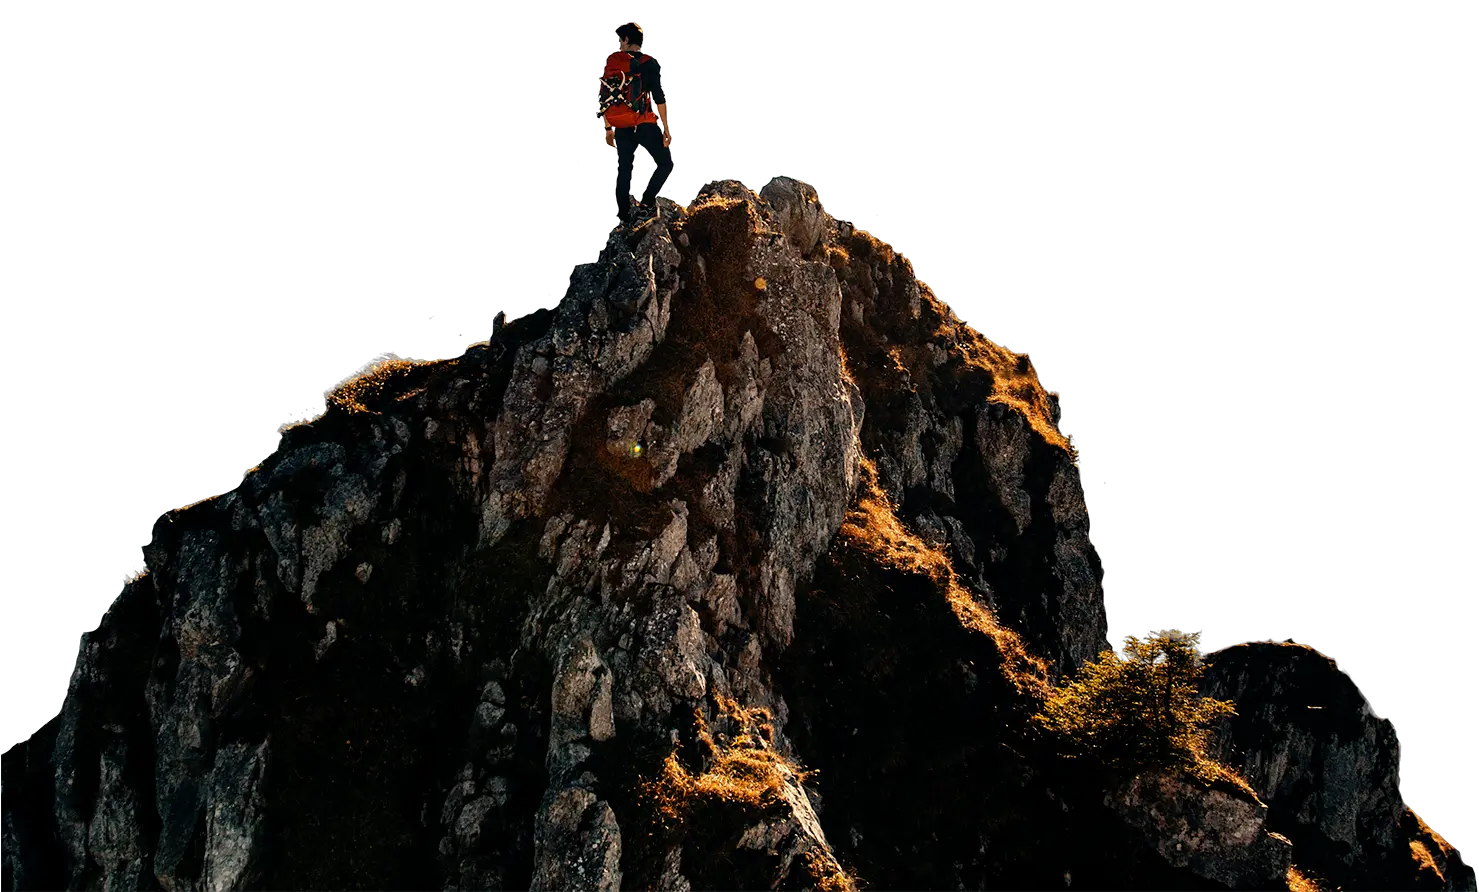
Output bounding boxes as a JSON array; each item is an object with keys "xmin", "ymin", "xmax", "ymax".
[{"xmin": 615, "ymin": 201, "xmax": 658, "ymax": 231}]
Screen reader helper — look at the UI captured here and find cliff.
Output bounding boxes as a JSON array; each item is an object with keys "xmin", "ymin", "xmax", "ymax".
[{"xmin": 3, "ymin": 178, "xmax": 1469, "ymax": 891}]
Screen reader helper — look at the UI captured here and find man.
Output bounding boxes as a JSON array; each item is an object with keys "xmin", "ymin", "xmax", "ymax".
[{"xmin": 602, "ymin": 23, "xmax": 672, "ymax": 226}]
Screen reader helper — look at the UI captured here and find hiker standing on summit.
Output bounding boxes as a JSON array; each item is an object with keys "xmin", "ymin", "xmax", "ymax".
[{"xmin": 600, "ymin": 22, "xmax": 673, "ymax": 226}]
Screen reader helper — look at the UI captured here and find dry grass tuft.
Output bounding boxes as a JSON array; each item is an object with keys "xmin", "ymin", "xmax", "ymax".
[
  {"xmin": 276, "ymin": 357, "xmax": 437, "ymax": 437},
  {"xmin": 802, "ymin": 846, "xmax": 856, "ymax": 892},
  {"xmin": 1410, "ymin": 839, "xmax": 1441, "ymax": 878},
  {"xmin": 1199, "ymin": 756, "xmax": 1260, "ymax": 798},
  {"xmin": 640, "ymin": 696, "xmax": 857, "ymax": 890},
  {"xmin": 839, "ymin": 457, "xmax": 1050, "ymax": 694},
  {"xmin": 643, "ymin": 697, "xmax": 799, "ymax": 827},
  {"xmin": 1407, "ymin": 809, "xmax": 1458, "ymax": 884},
  {"xmin": 325, "ymin": 354, "xmax": 430, "ymax": 414},
  {"xmin": 1286, "ymin": 864, "xmax": 1330, "ymax": 892},
  {"xmin": 1411, "ymin": 810, "xmax": 1459, "ymax": 860},
  {"xmin": 836, "ymin": 344, "xmax": 859, "ymax": 393},
  {"xmin": 918, "ymin": 286, "xmax": 1073, "ymax": 456}
]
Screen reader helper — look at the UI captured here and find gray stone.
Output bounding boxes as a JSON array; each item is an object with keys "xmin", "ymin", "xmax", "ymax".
[{"xmin": 1110, "ymin": 771, "xmax": 1291, "ymax": 887}]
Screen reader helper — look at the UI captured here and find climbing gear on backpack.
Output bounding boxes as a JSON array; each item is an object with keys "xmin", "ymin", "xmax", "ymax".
[{"xmin": 598, "ymin": 51, "xmax": 653, "ymax": 129}]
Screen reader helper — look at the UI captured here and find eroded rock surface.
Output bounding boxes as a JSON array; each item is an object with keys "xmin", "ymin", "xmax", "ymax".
[{"xmin": 1110, "ymin": 772, "xmax": 1291, "ymax": 888}]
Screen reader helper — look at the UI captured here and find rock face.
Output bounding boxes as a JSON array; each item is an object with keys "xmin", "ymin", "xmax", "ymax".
[
  {"xmin": 1110, "ymin": 772, "xmax": 1292, "ymax": 888},
  {"xmin": 1203, "ymin": 642, "xmax": 1475, "ymax": 891},
  {"xmin": 1, "ymin": 178, "xmax": 1467, "ymax": 891}
]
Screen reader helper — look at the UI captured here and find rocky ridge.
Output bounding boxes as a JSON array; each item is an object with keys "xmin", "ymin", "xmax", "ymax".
[{"xmin": 3, "ymin": 178, "xmax": 1469, "ymax": 891}]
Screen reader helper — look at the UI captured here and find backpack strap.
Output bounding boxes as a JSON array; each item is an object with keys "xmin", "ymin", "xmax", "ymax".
[{"xmin": 626, "ymin": 53, "xmax": 651, "ymax": 115}]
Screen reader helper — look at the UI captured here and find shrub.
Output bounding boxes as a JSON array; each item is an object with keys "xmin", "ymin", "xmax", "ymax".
[{"xmin": 1032, "ymin": 630, "xmax": 1238, "ymax": 783}]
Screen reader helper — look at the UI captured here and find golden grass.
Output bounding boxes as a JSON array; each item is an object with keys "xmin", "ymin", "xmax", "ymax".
[
  {"xmin": 278, "ymin": 357, "xmax": 446, "ymax": 437},
  {"xmin": 638, "ymin": 698, "xmax": 863, "ymax": 892},
  {"xmin": 1286, "ymin": 864, "xmax": 1329, "ymax": 892},
  {"xmin": 1411, "ymin": 810, "xmax": 1459, "ymax": 860},
  {"xmin": 1196, "ymin": 756, "xmax": 1260, "ymax": 799},
  {"xmin": 884, "ymin": 345, "xmax": 909, "ymax": 376},
  {"xmin": 644, "ymin": 697, "xmax": 798, "ymax": 826},
  {"xmin": 837, "ymin": 228, "xmax": 1074, "ymax": 461},
  {"xmin": 1410, "ymin": 839, "xmax": 1441, "ymax": 880},
  {"xmin": 326, "ymin": 356, "xmax": 430, "ymax": 414},
  {"xmin": 836, "ymin": 343, "xmax": 859, "ymax": 393},
  {"xmin": 919, "ymin": 284, "xmax": 1073, "ymax": 457},
  {"xmin": 839, "ymin": 457, "xmax": 1050, "ymax": 695},
  {"xmin": 802, "ymin": 847, "xmax": 856, "ymax": 892},
  {"xmin": 1405, "ymin": 809, "xmax": 1457, "ymax": 884}
]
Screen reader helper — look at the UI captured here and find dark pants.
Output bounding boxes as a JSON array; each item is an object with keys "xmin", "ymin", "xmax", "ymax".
[{"xmin": 615, "ymin": 122, "xmax": 673, "ymax": 218}]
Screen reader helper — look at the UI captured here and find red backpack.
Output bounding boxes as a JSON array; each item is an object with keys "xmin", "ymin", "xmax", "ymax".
[{"xmin": 597, "ymin": 51, "xmax": 654, "ymax": 129}]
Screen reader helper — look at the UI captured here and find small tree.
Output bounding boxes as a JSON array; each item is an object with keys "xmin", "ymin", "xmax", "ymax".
[{"xmin": 1032, "ymin": 630, "xmax": 1237, "ymax": 781}]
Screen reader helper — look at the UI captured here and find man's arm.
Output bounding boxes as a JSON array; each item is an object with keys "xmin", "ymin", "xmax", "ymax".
[{"xmin": 647, "ymin": 59, "xmax": 671, "ymax": 146}]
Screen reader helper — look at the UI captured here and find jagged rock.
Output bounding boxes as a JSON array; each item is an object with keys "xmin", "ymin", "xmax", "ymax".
[
  {"xmin": 1110, "ymin": 771, "xmax": 1291, "ymax": 887},
  {"xmin": 1203, "ymin": 642, "xmax": 1476, "ymax": 890},
  {"xmin": 2, "ymin": 179, "xmax": 1465, "ymax": 891}
]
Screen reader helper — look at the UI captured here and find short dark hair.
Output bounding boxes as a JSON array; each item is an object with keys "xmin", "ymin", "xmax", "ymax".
[{"xmin": 615, "ymin": 22, "xmax": 643, "ymax": 47}]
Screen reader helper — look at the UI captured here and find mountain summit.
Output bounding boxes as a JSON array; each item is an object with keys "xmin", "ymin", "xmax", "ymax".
[{"xmin": 3, "ymin": 178, "xmax": 1469, "ymax": 891}]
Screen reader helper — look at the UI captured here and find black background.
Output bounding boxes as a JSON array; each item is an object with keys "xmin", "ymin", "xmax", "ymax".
[{"xmin": 11, "ymin": 13, "xmax": 1467, "ymax": 852}]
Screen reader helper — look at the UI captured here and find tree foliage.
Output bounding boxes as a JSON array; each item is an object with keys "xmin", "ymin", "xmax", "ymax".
[{"xmin": 1032, "ymin": 630, "xmax": 1237, "ymax": 781}]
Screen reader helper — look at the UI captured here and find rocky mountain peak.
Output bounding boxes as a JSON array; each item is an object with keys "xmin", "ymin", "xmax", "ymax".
[{"xmin": 3, "ymin": 178, "xmax": 1468, "ymax": 891}]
